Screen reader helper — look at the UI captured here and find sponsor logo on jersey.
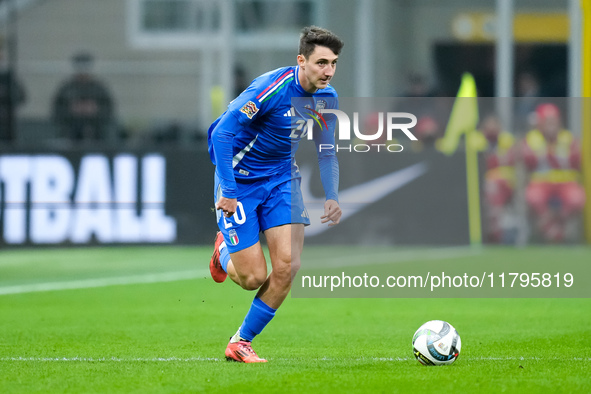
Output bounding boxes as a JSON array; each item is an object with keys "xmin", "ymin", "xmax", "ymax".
[{"xmin": 240, "ymin": 101, "xmax": 259, "ymax": 119}]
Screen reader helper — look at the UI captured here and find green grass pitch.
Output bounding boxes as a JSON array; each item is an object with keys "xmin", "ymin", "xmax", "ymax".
[{"xmin": 0, "ymin": 246, "xmax": 590, "ymax": 393}]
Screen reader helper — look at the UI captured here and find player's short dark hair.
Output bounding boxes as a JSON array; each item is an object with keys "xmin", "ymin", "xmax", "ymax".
[{"xmin": 299, "ymin": 26, "xmax": 344, "ymax": 59}]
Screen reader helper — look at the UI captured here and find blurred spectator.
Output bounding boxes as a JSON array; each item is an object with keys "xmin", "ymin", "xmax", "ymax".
[
  {"xmin": 476, "ymin": 114, "xmax": 517, "ymax": 243},
  {"xmin": 411, "ymin": 116, "xmax": 441, "ymax": 152},
  {"xmin": 522, "ymin": 104, "xmax": 585, "ymax": 243},
  {"xmin": 0, "ymin": 40, "xmax": 27, "ymax": 143},
  {"xmin": 398, "ymin": 74, "xmax": 449, "ymax": 150},
  {"xmin": 515, "ymin": 71, "xmax": 541, "ymax": 133},
  {"xmin": 399, "ymin": 73, "xmax": 440, "ymax": 122},
  {"xmin": 402, "ymin": 73, "xmax": 437, "ymax": 98},
  {"xmin": 51, "ymin": 51, "xmax": 115, "ymax": 142}
]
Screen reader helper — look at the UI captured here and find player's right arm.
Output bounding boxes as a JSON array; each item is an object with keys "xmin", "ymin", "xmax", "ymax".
[
  {"xmin": 209, "ymin": 72, "xmax": 276, "ymax": 208},
  {"xmin": 215, "ymin": 196, "xmax": 237, "ymax": 218},
  {"xmin": 210, "ymin": 112, "xmax": 242, "ymax": 199}
]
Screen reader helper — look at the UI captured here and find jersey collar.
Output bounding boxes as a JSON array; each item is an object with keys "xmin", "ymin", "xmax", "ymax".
[{"xmin": 294, "ymin": 65, "xmax": 313, "ymax": 96}]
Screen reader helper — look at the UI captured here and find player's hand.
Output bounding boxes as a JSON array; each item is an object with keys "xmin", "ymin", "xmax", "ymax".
[
  {"xmin": 321, "ymin": 199, "xmax": 342, "ymax": 227},
  {"xmin": 216, "ymin": 197, "xmax": 237, "ymax": 218}
]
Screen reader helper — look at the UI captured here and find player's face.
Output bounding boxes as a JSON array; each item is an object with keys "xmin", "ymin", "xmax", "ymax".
[{"xmin": 297, "ymin": 46, "xmax": 338, "ymax": 93}]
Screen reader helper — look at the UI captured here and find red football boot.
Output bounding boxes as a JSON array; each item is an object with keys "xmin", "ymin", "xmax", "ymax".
[
  {"xmin": 225, "ymin": 340, "xmax": 267, "ymax": 363},
  {"xmin": 209, "ymin": 231, "xmax": 228, "ymax": 283}
]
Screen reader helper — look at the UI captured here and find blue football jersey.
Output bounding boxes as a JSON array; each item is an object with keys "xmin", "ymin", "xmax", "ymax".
[{"xmin": 208, "ymin": 65, "xmax": 339, "ymax": 200}]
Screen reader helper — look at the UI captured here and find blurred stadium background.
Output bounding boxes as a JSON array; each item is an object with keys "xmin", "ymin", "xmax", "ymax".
[
  {"xmin": 1, "ymin": 2, "xmax": 591, "ymax": 392},
  {"xmin": 0, "ymin": 0, "xmax": 589, "ymax": 247}
]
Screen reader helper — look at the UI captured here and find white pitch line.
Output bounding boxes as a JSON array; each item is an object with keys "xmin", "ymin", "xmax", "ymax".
[
  {"xmin": 1, "ymin": 356, "xmax": 589, "ymax": 362},
  {"xmin": 0, "ymin": 269, "xmax": 208, "ymax": 296},
  {"xmin": 0, "ymin": 248, "xmax": 478, "ymax": 296},
  {"xmin": 1, "ymin": 357, "xmax": 221, "ymax": 362}
]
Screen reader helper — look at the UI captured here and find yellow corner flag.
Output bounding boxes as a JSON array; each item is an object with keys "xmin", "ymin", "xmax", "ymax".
[
  {"xmin": 210, "ymin": 85, "xmax": 225, "ymax": 122},
  {"xmin": 440, "ymin": 73, "xmax": 479, "ymax": 156},
  {"xmin": 441, "ymin": 72, "xmax": 482, "ymax": 247}
]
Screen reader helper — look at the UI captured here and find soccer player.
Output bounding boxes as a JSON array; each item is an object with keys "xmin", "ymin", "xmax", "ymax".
[{"xmin": 207, "ymin": 26, "xmax": 344, "ymax": 363}]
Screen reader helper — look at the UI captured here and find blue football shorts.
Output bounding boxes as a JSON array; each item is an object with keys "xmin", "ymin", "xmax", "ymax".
[{"xmin": 214, "ymin": 171, "xmax": 310, "ymax": 253}]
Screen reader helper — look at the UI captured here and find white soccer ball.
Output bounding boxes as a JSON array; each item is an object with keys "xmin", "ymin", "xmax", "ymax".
[{"xmin": 412, "ymin": 320, "xmax": 461, "ymax": 366}]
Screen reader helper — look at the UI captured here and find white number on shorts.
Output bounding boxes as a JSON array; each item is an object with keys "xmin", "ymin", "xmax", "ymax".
[{"xmin": 223, "ymin": 201, "xmax": 246, "ymax": 228}]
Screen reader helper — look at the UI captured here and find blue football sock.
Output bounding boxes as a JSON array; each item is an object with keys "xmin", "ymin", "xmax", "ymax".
[
  {"xmin": 219, "ymin": 242, "xmax": 230, "ymax": 273},
  {"xmin": 238, "ymin": 296, "xmax": 276, "ymax": 342}
]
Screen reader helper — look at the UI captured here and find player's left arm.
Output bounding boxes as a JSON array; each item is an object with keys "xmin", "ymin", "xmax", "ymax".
[{"xmin": 313, "ymin": 97, "xmax": 341, "ymax": 226}]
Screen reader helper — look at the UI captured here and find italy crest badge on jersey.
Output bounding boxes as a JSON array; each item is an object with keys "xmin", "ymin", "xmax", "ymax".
[
  {"xmin": 228, "ymin": 229, "xmax": 239, "ymax": 245},
  {"xmin": 316, "ymin": 99, "xmax": 326, "ymax": 111}
]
